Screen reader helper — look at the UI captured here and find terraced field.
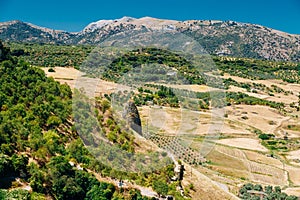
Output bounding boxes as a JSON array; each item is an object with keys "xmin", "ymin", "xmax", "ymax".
[
  {"xmin": 144, "ymin": 132, "xmax": 206, "ymax": 165},
  {"xmin": 44, "ymin": 66, "xmax": 300, "ymax": 198}
]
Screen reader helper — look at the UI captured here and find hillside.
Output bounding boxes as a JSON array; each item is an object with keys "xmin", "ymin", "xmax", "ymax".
[
  {"xmin": 1, "ymin": 37, "xmax": 300, "ymax": 199},
  {"xmin": 0, "ymin": 17, "xmax": 300, "ymax": 61},
  {"xmin": 0, "ymin": 41, "xmax": 187, "ymax": 200},
  {"xmin": 31, "ymin": 42, "xmax": 300, "ymax": 198}
]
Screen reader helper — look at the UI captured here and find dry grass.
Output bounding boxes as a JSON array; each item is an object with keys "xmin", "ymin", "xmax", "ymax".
[
  {"xmin": 287, "ymin": 149, "xmax": 300, "ymax": 160},
  {"xmin": 216, "ymin": 138, "xmax": 268, "ymax": 152},
  {"xmin": 286, "ymin": 149, "xmax": 300, "ymax": 167},
  {"xmin": 244, "ymin": 150, "xmax": 283, "ymax": 168},
  {"xmin": 165, "ymin": 84, "xmax": 219, "ymax": 92},
  {"xmin": 226, "ymin": 105, "xmax": 288, "ymax": 135},
  {"xmin": 216, "ymin": 146, "xmax": 247, "ymax": 159},
  {"xmin": 42, "ymin": 67, "xmax": 128, "ymax": 95},
  {"xmin": 283, "ymin": 187, "xmax": 300, "ymax": 197},
  {"xmin": 42, "ymin": 67, "xmax": 300, "ymax": 197},
  {"xmin": 285, "ymin": 165, "xmax": 300, "ymax": 185},
  {"xmin": 277, "ymin": 119, "xmax": 300, "ymax": 138},
  {"xmin": 139, "ymin": 106, "xmax": 215, "ymax": 136},
  {"xmin": 206, "ymin": 144, "xmax": 288, "ymax": 187},
  {"xmin": 43, "ymin": 67, "xmax": 82, "ymax": 79},
  {"xmin": 245, "ymin": 161, "xmax": 286, "ymax": 185},
  {"xmin": 206, "ymin": 148, "xmax": 248, "ymax": 176},
  {"xmin": 182, "ymin": 162, "xmax": 239, "ymax": 200},
  {"xmin": 223, "ymin": 74, "xmax": 300, "ymax": 104},
  {"xmin": 139, "ymin": 106, "xmax": 255, "ymax": 137}
]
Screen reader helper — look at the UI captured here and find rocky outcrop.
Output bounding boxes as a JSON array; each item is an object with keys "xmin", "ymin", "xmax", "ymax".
[{"xmin": 123, "ymin": 101, "xmax": 142, "ymax": 135}]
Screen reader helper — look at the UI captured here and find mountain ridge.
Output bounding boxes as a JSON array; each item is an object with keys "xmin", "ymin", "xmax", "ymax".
[{"xmin": 1, "ymin": 17, "xmax": 300, "ymax": 61}]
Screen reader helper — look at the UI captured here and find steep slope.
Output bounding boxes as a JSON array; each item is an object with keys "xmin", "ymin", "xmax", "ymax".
[
  {"xmin": 0, "ymin": 41, "xmax": 192, "ymax": 200},
  {"xmin": 78, "ymin": 17, "xmax": 300, "ymax": 61},
  {"xmin": 82, "ymin": 16, "xmax": 136, "ymax": 33},
  {"xmin": 0, "ymin": 20, "xmax": 74, "ymax": 44},
  {"xmin": 0, "ymin": 41, "xmax": 156, "ymax": 200}
]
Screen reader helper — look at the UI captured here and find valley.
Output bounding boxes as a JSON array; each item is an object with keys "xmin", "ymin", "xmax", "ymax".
[
  {"xmin": 0, "ymin": 17, "xmax": 300, "ymax": 199},
  {"xmin": 40, "ymin": 56, "xmax": 300, "ymax": 199}
]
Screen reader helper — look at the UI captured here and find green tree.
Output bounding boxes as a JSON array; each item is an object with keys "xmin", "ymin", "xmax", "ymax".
[
  {"xmin": 0, "ymin": 41, "xmax": 11, "ymax": 62},
  {"xmin": 0, "ymin": 154, "xmax": 12, "ymax": 177},
  {"xmin": 153, "ymin": 179, "xmax": 168, "ymax": 197},
  {"xmin": 47, "ymin": 115, "xmax": 62, "ymax": 129},
  {"xmin": 85, "ymin": 183, "xmax": 115, "ymax": 200},
  {"xmin": 29, "ymin": 163, "xmax": 45, "ymax": 193},
  {"xmin": 6, "ymin": 189, "xmax": 30, "ymax": 200}
]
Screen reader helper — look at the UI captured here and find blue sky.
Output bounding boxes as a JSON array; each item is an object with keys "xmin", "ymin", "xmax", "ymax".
[{"xmin": 1, "ymin": 0, "xmax": 299, "ymax": 34}]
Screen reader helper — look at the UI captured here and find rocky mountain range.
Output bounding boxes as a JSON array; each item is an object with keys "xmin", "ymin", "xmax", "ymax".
[{"xmin": 0, "ymin": 16, "xmax": 299, "ymax": 61}]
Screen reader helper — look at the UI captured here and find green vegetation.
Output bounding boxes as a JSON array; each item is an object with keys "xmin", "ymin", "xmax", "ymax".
[
  {"xmin": 2, "ymin": 40, "xmax": 300, "ymax": 199},
  {"xmin": 153, "ymin": 179, "xmax": 168, "ymax": 197},
  {"xmin": 214, "ymin": 57, "xmax": 300, "ymax": 83},
  {"xmin": 0, "ymin": 189, "xmax": 31, "ymax": 200},
  {"xmin": 117, "ymin": 84, "xmax": 283, "ymax": 111},
  {"xmin": 223, "ymin": 78, "xmax": 291, "ymax": 96},
  {"xmin": 102, "ymin": 47, "xmax": 202, "ymax": 83},
  {"xmin": 7, "ymin": 42, "xmax": 300, "ymax": 92},
  {"xmin": 7, "ymin": 42, "xmax": 93, "ymax": 69},
  {"xmin": 74, "ymin": 94, "xmax": 136, "ymax": 152},
  {"xmin": 258, "ymin": 133, "xmax": 275, "ymax": 140},
  {"xmin": 135, "ymin": 81, "xmax": 283, "ymax": 111},
  {"xmin": 239, "ymin": 183, "xmax": 298, "ymax": 200},
  {"xmin": 260, "ymin": 138, "xmax": 300, "ymax": 152},
  {"xmin": 80, "ymin": 47, "xmax": 220, "ymax": 86},
  {"xmin": 134, "ymin": 85, "xmax": 179, "ymax": 107},
  {"xmin": 6, "ymin": 42, "xmax": 300, "ymax": 85},
  {"xmin": 226, "ymin": 92, "xmax": 284, "ymax": 109},
  {"xmin": 255, "ymin": 129, "xmax": 300, "ymax": 152},
  {"xmin": 0, "ymin": 41, "xmax": 189, "ymax": 199},
  {"xmin": 0, "ymin": 41, "xmax": 120, "ymax": 199},
  {"xmin": 73, "ymin": 90, "xmax": 187, "ymax": 198}
]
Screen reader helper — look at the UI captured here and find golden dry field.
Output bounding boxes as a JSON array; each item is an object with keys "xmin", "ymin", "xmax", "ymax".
[{"xmin": 44, "ymin": 66, "xmax": 300, "ymax": 198}]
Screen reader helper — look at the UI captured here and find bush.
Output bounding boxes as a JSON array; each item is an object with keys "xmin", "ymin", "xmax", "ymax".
[
  {"xmin": 240, "ymin": 184, "xmax": 298, "ymax": 200},
  {"xmin": 259, "ymin": 134, "xmax": 274, "ymax": 140},
  {"xmin": 48, "ymin": 68, "xmax": 55, "ymax": 72}
]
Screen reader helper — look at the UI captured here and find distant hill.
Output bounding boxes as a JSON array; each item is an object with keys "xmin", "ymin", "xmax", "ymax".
[{"xmin": 0, "ymin": 17, "xmax": 300, "ymax": 61}]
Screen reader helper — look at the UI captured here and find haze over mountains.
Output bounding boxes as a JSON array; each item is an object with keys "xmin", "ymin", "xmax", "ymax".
[{"xmin": 0, "ymin": 16, "xmax": 299, "ymax": 61}]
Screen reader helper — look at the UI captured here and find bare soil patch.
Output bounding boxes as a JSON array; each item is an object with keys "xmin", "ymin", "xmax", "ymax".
[
  {"xmin": 287, "ymin": 149, "xmax": 300, "ymax": 161},
  {"xmin": 226, "ymin": 105, "xmax": 288, "ymax": 135},
  {"xmin": 182, "ymin": 162, "xmax": 239, "ymax": 200},
  {"xmin": 243, "ymin": 150, "xmax": 283, "ymax": 168},
  {"xmin": 283, "ymin": 187, "xmax": 300, "ymax": 197},
  {"xmin": 285, "ymin": 165, "xmax": 300, "ymax": 185},
  {"xmin": 216, "ymin": 138, "xmax": 268, "ymax": 152},
  {"xmin": 42, "ymin": 67, "xmax": 126, "ymax": 94},
  {"xmin": 139, "ymin": 106, "xmax": 253, "ymax": 137},
  {"xmin": 223, "ymin": 74, "xmax": 300, "ymax": 104}
]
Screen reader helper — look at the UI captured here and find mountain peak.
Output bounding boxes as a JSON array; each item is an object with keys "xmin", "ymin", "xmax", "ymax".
[
  {"xmin": 0, "ymin": 20, "xmax": 23, "ymax": 26},
  {"xmin": 83, "ymin": 16, "xmax": 136, "ymax": 32},
  {"xmin": 0, "ymin": 17, "xmax": 299, "ymax": 61},
  {"xmin": 118, "ymin": 16, "xmax": 136, "ymax": 22}
]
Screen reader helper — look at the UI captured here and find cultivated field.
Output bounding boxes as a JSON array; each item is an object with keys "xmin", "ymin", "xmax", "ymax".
[
  {"xmin": 42, "ymin": 67, "xmax": 128, "ymax": 95},
  {"xmin": 216, "ymin": 138, "xmax": 268, "ymax": 152},
  {"xmin": 223, "ymin": 74, "xmax": 300, "ymax": 104},
  {"xmin": 226, "ymin": 105, "xmax": 289, "ymax": 135},
  {"xmin": 43, "ymin": 67, "xmax": 300, "ymax": 197}
]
